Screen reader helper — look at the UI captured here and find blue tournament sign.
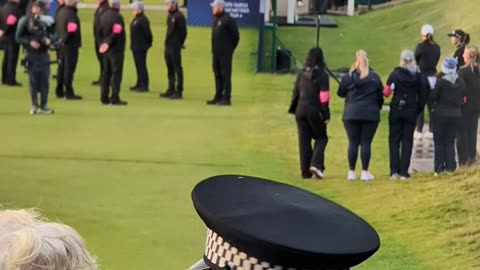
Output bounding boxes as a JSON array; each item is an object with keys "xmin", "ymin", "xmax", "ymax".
[{"xmin": 188, "ymin": 0, "xmax": 263, "ymax": 28}]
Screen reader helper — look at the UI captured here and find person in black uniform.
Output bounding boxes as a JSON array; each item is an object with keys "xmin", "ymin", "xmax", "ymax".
[
  {"xmin": 414, "ymin": 24, "xmax": 440, "ymax": 140},
  {"xmin": 457, "ymin": 45, "xmax": 480, "ymax": 166},
  {"xmin": 207, "ymin": 0, "xmax": 239, "ymax": 106},
  {"xmin": 288, "ymin": 47, "xmax": 330, "ymax": 179},
  {"xmin": 448, "ymin": 29, "xmax": 470, "ymax": 69},
  {"xmin": 431, "ymin": 57, "xmax": 465, "ymax": 175},
  {"xmin": 92, "ymin": 0, "xmax": 108, "ymax": 85},
  {"xmin": 0, "ymin": 0, "xmax": 22, "ymax": 86},
  {"xmin": 384, "ymin": 50, "xmax": 426, "ymax": 180},
  {"xmin": 15, "ymin": 0, "xmax": 57, "ymax": 114},
  {"xmin": 98, "ymin": 0, "xmax": 127, "ymax": 105},
  {"xmin": 160, "ymin": 0, "xmax": 186, "ymax": 99},
  {"xmin": 51, "ymin": 0, "xmax": 64, "ymax": 80},
  {"xmin": 55, "ymin": 0, "xmax": 81, "ymax": 100},
  {"xmin": 129, "ymin": 1, "xmax": 152, "ymax": 92}
]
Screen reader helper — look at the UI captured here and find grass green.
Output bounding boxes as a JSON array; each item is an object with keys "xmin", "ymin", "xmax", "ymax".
[{"xmin": 1, "ymin": 0, "xmax": 480, "ymax": 269}]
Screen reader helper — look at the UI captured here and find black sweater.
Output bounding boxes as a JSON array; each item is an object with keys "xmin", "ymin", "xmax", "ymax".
[
  {"xmin": 430, "ymin": 77, "xmax": 465, "ymax": 117},
  {"xmin": 386, "ymin": 67, "xmax": 427, "ymax": 120},
  {"xmin": 415, "ymin": 40, "xmax": 441, "ymax": 76},
  {"xmin": 165, "ymin": 8, "xmax": 186, "ymax": 49},
  {"xmin": 289, "ymin": 67, "xmax": 330, "ymax": 120},
  {"xmin": 130, "ymin": 12, "xmax": 152, "ymax": 51},
  {"xmin": 454, "ymin": 45, "xmax": 466, "ymax": 69},
  {"xmin": 211, "ymin": 12, "xmax": 239, "ymax": 56},
  {"xmin": 337, "ymin": 71, "xmax": 384, "ymax": 121},
  {"xmin": 459, "ymin": 66, "xmax": 480, "ymax": 115}
]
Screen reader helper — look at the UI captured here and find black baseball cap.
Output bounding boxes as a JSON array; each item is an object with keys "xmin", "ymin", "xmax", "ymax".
[
  {"xmin": 448, "ymin": 29, "xmax": 466, "ymax": 40},
  {"xmin": 190, "ymin": 175, "xmax": 381, "ymax": 270}
]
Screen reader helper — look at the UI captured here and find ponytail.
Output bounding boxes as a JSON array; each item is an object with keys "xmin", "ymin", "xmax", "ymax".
[
  {"xmin": 464, "ymin": 34, "xmax": 470, "ymax": 45},
  {"xmin": 426, "ymin": 33, "xmax": 435, "ymax": 44}
]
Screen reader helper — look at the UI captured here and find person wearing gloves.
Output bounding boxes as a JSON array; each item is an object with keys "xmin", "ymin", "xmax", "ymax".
[
  {"xmin": 457, "ymin": 45, "xmax": 480, "ymax": 166},
  {"xmin": 289, "ymin": 47, "xmax": 330, "ymax": 179},
  {"xmin": 448, "ymin": 29, "xmax": 470, "ymax": 69},
  {"xmin": 384, "ymin": 50, "xmax": 426, "ymax": 180},
  {"xmin": 338, "ymin": 50, "xmax": 384, "ymax": 181},
  {"xmin": 430, "ymin": 57, "xmax": 465, "ymax": 176},
  {"xmin": 414, "ymin": 24, "xmax": 441, "ymax": 140}
]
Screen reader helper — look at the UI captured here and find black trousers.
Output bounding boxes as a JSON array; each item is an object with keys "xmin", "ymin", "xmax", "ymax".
[
  {"xmin": 296, "ymin": 109, "xmax": 328, "ymax": 178},
  {"xmin": 433, "ymin": 115, "xmax": 459, "ymax": 173},
  {"xmin": 389, "ymin": 113, "xmax": 416, "ymax": 176},
  {"xmin": 132, "ymin": 49, "xmax": 149, "ymax": 88},
  {"xmin": 1, "ymin": 41, "xmax": 20, "ymax": 84},
  {"xmin": 456, "ymin": 113, "xmax": 479, "ymax": 166},
  {"xmin": 27, "ymin": 53, "xmax": 50, "ymax": 107},
  {"xmin": 94, "ymin": 41, "xmax": 104, "ymax": 82},
  {"xmin": 343, "ymin": 120, "xmax": 379, "ymax": 171},
  {"xmin": 164, "ymin": 48, "xmax": 183, "ymax": 93},
  {"xmin": 212, "ymin": 53, "xmax": 233, "ymax": 100},
  {"xmin": 56, "ymin": 47, "xmax": 79, "ymax": 96},
  {"xmin": 101, "ymin": 51, "xmax": 124, "ymax": 102}
]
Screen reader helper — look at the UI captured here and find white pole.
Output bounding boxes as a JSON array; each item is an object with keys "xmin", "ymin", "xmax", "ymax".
[
  {"xmin": 287, "ymin": 0, "xmax": 296, "ymax": 24},
  {"xmin": 264, "ymin": 0, "xmax": 271, "ymax": 22},
  {"xmin": 347, "ymin": 0, "xmax": 355, "ymax": 16}
]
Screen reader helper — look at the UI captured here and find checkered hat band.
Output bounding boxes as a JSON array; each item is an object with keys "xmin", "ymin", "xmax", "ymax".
[{"xmin": 204, "ymin": 229, "xmax": 303, "ymax": 270}]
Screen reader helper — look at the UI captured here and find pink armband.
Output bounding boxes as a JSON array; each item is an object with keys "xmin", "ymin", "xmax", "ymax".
[
  {"xmin": 319, "ymin": 91, "xmax": 330, "ymax": 104},
  {"xmin": 112, "ymin": 24, "xmax": 123, "ymax": 34},
  {"xmin": 6, "ymin": 15, "xmax": 17, "ymax": 26},
  {"xmin": 383, "ymin": 85, "xmax": 393, "ymax": 97},
  {"xmin": 67, "ymin": 22, "xmax": 78, "ymax": 33}
]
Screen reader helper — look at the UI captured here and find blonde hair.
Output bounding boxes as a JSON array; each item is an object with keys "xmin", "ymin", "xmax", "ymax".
[
  {"xmin": 464, "ymin": 45, "xmax": 480, "ymax": 72},
  {"xmin": 0, "ymin": 209, "xmax": 98, "ymax": 270},
  {"xmin": 350, "ymin": 50, "xmax": 370, "ymax": 79}
]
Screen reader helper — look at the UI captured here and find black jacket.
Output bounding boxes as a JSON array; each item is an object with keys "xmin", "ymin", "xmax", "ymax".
[
  {"xmin": 211, "ymin": 12, "xmax": 239, "ymax": 56},
  {"xmin": 165, "ymin": 8, "xmax": 186, "ymax": 49},
  {"xmin": 338, "ymin": 70, "xmax": 384, "ymax": 121},
  {"xmin": 454, "ymin": 45, "xmax": 466, "ymax": 69},
  {"xmin": 130, "ymin": 12, "xmax": 152, "ymax": 51},
  {"xmin": 0, "ymin": 1, "xmax": 22, "ymax": 43},
  {"xmin": 99, "ymin": 7, "xmax": 125, "ymax": 53},
  {"xmin": 459, "ymin": 66, "xmax": 480, "ymax": 115},
  {"xmin": 430, "ymin": 77, "xmax": 465, "ymax": 117},
  {"xmin": 414, "ymin": 40, "xmax": 441, "ymax": 76},
  {"xmin": 93, "ymin": 0, "xmax": 108, "ymax": 43},
  {"xmin": 289, "ymin": 66, "xmax": 331, "ymax": 120},
  {"xmin": 56, "ymin": 6, "xmax": 81, "ymax": 48},
  {"xmin": 386, "ymin": 67, "xmax": 427, "ymax": 121}
]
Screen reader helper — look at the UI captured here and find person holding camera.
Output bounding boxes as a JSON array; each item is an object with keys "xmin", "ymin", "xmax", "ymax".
[
  {"xmin": 55, "ymin": 0, "xmax": 82, "ymax": 100},
  {"xmin": 289, "ymin": 47, "xmax": 330, "ymax": 179},
  {"xmin": 457, "ymin": 45, "xmax": 480, "ymax": 166},
  {"xmin": 430, "ymin": 57, "xmax": 465, "ymax": 176},
  {"xmin": 0, "ymin": 0, "xmax": 22, "ymax": 86},
  {"xmin": 338, "ymin": 50, "xmax": 384, "ymax": 181},
  {"xmin": 15, "ymin": 0, "xmax": 57, "ymax": 114},
  {"xmin": 384, "ymin": 50, "xmax": 426, "ymax": 180},
  {"xmin": 414, "ymin": 24, "xmax": 441, "ymax": 140}
]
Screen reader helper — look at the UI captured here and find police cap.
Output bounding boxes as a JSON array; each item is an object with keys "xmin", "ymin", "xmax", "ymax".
[{"xmin": 191, "ymin": 175, "xmax": 381, "ymax": 270}]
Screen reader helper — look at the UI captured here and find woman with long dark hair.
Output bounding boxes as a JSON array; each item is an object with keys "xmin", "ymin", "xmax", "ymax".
[
  {"xmin": 384, "ymin": 50, "xmax": 426, "ymax": 180},
  {"xmin": 414, "ymin": 24, "xmax": 441, "ymax": 140},
  {"xmin": 338, "ymin": 50, "xmax": 383, "ymax": 181},
  {"xmin": 448, "ymin": 29, "xmax": 470, "ymax": 68},
  {"xmin": 457, "ymin": 45, "xmax": 480, "ymax": 166},
  {"xmin": 289, "ymin": 47, "xmax": 330, "ymax": 179}
]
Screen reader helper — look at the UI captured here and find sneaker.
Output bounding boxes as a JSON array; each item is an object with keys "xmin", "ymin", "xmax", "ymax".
[
  {"xmin": 30, "ymin": 106, "xmax": 38, "ymax": 115},
  {"xmin": 361, "ymin": 171, "xmax": 375, "ymax": 181},
  {"xmin": 390, "ymin": 173, "xmax": 400, "ymax": 180},
  {"xmin": 413, "ymin": 131, "xmax": 423, "ymax": 140},
  {"xmin": 424, "ymin": 131, "xmax": 434, "ymax": 140},
  {"xmin": 400, "ymin": 176, "xmax": 409, "ymax": 181},
  {"xmin": 347, "ymin": 170, "xmax": 357, "ymax": 181},
  {"xmin": 37, "ymin": 106, "xmax": 54, "ymax": 115},
  {"xmin": 309, "ymin": 167, "xmax": 323, "ymax": 179},
  {"xmin": 434, "ymin": 172, "xmax": 439, "ymax": 177}
]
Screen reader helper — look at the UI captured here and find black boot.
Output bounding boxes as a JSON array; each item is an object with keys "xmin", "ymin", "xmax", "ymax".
[{"xmin": 160, "ymin": 90, "xmax": 174, "ymax": 98}]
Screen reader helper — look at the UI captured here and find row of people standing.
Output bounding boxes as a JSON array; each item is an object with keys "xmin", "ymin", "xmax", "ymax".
[{"xmin": 290, "ymin": 25, "xmax": 480, "ymax": 181}]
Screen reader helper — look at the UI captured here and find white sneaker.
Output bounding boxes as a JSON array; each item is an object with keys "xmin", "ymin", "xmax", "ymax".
[
  {"xmin": 309, "ymin": 167, "xmax": 323, "ymax": 179},
  {"xmin": 413, "ymin": 131, "xmax": 423, "ymax": 140},
  {"xmin": 347, "ymin": 170, "xmax": 356, "ymax": 181},
  {"xmin": 424, "ymin": 131, "xmax": 434, "ymax": 140},
  {"xmin": 361, "ymin": 171, "xmax": 375, "ymax": 181},
  {"xmin": 390, "ymin": 173, "xmax": 400, "ymax": 180},
  {"xmin": 30, "ymin": 106, "xmax": 38, "ymax": 115},
  {"xmin": 400, "ymin": 176, "xmax": 409, "ymax": 181}
]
